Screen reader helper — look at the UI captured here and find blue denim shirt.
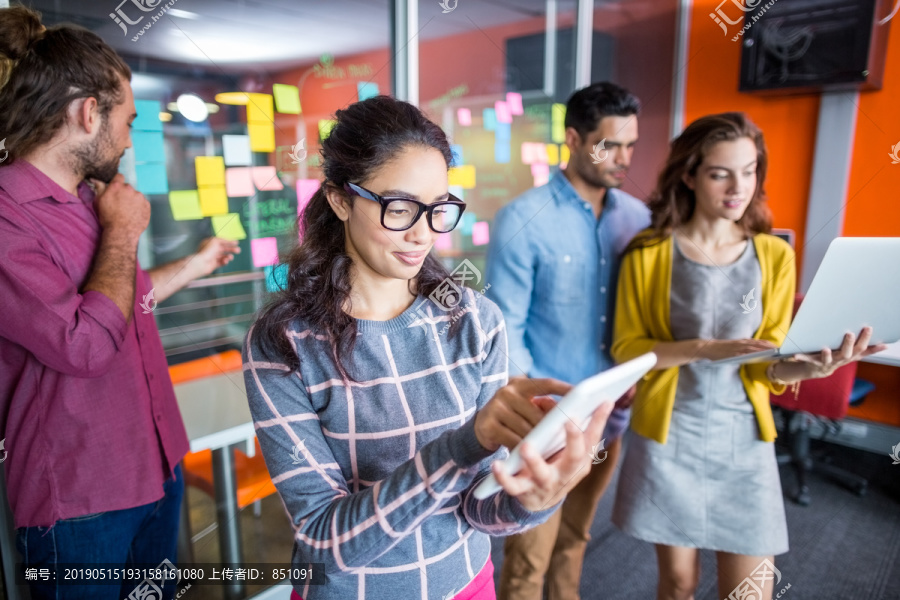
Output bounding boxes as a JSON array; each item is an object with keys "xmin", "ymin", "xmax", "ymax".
[{"xmin": 485, "ymin": 170, "xmax": 651, "ymax": 388}]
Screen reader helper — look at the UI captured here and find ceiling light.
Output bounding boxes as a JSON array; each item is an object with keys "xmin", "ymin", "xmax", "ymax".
[{"xmin": 175, "ymin": 93, "xmax": 209, "ymax": 122}]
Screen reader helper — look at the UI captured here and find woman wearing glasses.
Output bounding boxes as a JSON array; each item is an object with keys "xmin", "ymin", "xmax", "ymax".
[
  {"xmin": 610, "ymin": 112, "xmax": 883, "ymax": 600},
  {"xmin": 243, "ymin": 96, "xmax": 610, "ymax": 600}
]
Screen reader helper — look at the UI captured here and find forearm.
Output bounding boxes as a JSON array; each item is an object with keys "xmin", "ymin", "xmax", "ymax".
[
  {"xmin": 650, "ymin": 339, "xmax": 706, "ymax": 369},
  {"xmin": 83, "ymin": 228, "xmax": 140, "ymax": 321},
  {"xmin": 767, "ymin": 359, "xmax": 813, "ymax": 384},
  {"xmin": 147, "ymin": 253, "xmax": 201, "ymax": 304}
]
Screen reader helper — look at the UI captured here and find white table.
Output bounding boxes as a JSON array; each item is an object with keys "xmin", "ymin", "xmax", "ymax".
[
  {"xmin": 862, "ymin": 341, "xmax": 900, "ymax": 368},
  {"xmin": 175, "ymin": 369, "xmax": 254, "ymax": 600}
]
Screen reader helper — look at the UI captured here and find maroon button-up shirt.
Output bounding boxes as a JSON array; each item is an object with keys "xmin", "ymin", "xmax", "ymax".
[{"xmin": 0, "ymin": 160, "xmax": 189, "ymax": 528}]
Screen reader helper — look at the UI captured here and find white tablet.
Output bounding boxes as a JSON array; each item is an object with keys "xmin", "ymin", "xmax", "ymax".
[{"xmin": 473, "ymin": 352, "xmax": 657, "ymax": 500}]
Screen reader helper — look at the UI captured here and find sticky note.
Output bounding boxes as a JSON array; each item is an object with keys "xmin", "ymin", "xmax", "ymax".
[
  {"xmin": 272, "ymin": 84, "xmax": 301, "ymax": 114},
  {"xmin": 448, "ymin": 165, "xmax": 476, "ymax": 189},
  {"xmin": 506, "ymin": 92, "xmax": 523, "ymax": 115},
  {"xmin": 357, "ymin": 82, "xmax": 379, "ymax": 101},
  {"xmin": 296, "ymin": 179, "xmax": 320, "ymax": 214},
  {"xmin": 223, "ymin": 135, "xmax": 252, "ymax": 166},
  {"xmin": 318, "ymin": 119, "xmax": 336, "ymax": 140},
  {"xmin": 459, "ymin": 213, "xmax": 477, "ymax": 235},
  {"xmin": 199, "ymin": 186, "xmax": 229, "ymax": 216},
  {"xmin": 135, "ymin": 163, "xmax": 168, "ymax": 195},
  {"xmin": 434, "ymin": 232, "xmax": 453, "ymax": 250},
  {"xmin": 211, "ymin": 214, "xmax": 247, "ymax": 241},
  {"xmin": 168, "ymin": 190, "xmax": 203, "ymax": 221},
  {"xmin": 494, "ymin": 139, "xmax": 510, "ymax": 164},
  {"xmin": 132, "ymin": 131, "xmax": 165, "ymax": 163},
  {"xmin": 532, "ymin": 163, "xmax": 550, "ymax": 187},
  {"xmin": 249, "ymin": 123, "xmax": 275, "ymax": 152},
  {"xmin": 494, "ymin": 101, "xmax": 512, "ymax": 124},
  {"xmin": 457, "ymin": 108, "xmax": 472, "ymax": 126},
  {"xmin": 246, "ymin": 93, "xmax": 274, "ymax": 123},
  {"xmin": 521, "ymin": 142, "xmax": 548, "ymax": 165},
  {"xmin": 195, "ymin": 156, "xmax": 225, "ymax": 187},
  {"xmin": 264, "ymin": 264, "xmax": 289, "ymax": 293},
  {"xmin": 252, "ymin": 166, "xmax": 284, "ymax": 191},
  {"xmin": 133, "ymin": 100, "xmax": 163, "ymax": 132},
  {"xmin": 546, "ymin": 144, "xmax": 559, "ymax": 166},
  {"xmin": 450, "ymin": 144, "xmax": 464, "ymax": 167},
  {"xmin": 472, "ymin": 221, "xmax": 490, "ymax": 246},
  {"xmin": 482, "ymin": 108, "xmax": 497, "ymax": 131},
  {"xmin": 495, "ymin": 122, "xmax": 511, "ymax": 141},
  {"xmin": 560, "ymin": 144, "xmax": 570, "ymax": 165},
  {"xmin": 251, "ymin": 237, "xmax": 280, "ymax": 267},
  {"xmin": 551, "ymin": 103, "xmax": 566, "ymax": 144},
  {"xmin": 226, "ymin": 167, "xmax": 254, "ymax": 197}
]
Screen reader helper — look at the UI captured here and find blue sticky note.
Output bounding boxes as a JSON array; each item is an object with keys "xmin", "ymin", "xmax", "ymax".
[
  {"xmin": 132, "ymin": 100, "xmax": 163, "ymax": 132},
  {"xmin": 494, "ymin": 139, "xmax": 511, "ymax": 164},
  {"xmin": 450, "ymin": 144, "xmax": 463, "ymax": 167},
  {"xmin": 132, "ymin": 131, "xmax": 166, "ymax": 163},
  {"xmin": 495, "ymin": 122, "xmax": 511, "ymax": 141},
  {"xmin": 135, "ymin": 163, "xmax": 169, "ymax": 195},
  {"xmin": 460, "ymin": 212, "xmax": 477, "ymax": 235},
  {"xmin": 482, "ymin": 108, "xmax": 497, "ymax": 131},
  {"xmin": 264, "ymin": 264, "xmax": 289, "ymax": 293},
  {"xmin": 357, "ymin": 82, "xmax": 379, "ymax": 101}
]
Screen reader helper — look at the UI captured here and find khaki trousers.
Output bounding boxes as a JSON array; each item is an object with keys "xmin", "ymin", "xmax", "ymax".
[{"xmin": 497, "ymin": 437, "xmax": 622, "ymax": 600}]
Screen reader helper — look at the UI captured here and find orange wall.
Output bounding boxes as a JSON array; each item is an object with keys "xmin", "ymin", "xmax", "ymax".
[{"xmin": 686, "ymin": 0, "xmax": 899, "ymax": 426}]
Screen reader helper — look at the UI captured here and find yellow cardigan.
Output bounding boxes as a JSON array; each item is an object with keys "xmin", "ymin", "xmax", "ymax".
[{"xmin": 611, "ymin": 232, "xmax": 796, "ymax": 444}]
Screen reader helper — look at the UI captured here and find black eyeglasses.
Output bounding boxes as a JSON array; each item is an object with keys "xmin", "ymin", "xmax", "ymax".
[{"xmin": 343, "ymin": 182, "xmax": 466, "ymax": 233}]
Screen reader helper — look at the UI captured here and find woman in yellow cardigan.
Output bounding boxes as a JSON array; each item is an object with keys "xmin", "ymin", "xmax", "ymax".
[{"xmin": 610, "ymin": 112, "xmax": 883, "ymax": 600}]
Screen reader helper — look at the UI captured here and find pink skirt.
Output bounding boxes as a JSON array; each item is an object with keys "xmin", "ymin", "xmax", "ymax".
[{"xmin": 290, "ymin": 556, "xmax": 495, "ymax": 600}]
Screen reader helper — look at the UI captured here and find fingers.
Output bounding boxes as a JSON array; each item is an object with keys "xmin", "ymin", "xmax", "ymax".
[
  {"xmin": 854, "ymin": 326, "xmax": 874, "ymax": 355},
  {"xmin": 531, "ymin": 396, "xmax": 557, "ymax": 414},
  {"xmin": 509, "ymin": 377, "xmax": 573, "ymax": 400}
]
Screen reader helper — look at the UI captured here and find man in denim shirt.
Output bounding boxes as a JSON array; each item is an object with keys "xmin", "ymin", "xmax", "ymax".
[{"xmin": 488, "ymin": 82, "xmax": 650, "ymax": 600}]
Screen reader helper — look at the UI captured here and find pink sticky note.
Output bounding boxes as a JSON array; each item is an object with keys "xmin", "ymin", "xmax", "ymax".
[
  {"xmin": 250, "ymin": 237, "xmax": 279, "ymax": 268},
  {"xmin": 531, "ymin": 163, "xmax": 550, "ymax": 177},
  {"xmin": 506, "ymin": 92, "xmax": 523, "ymax": 115},
  {"xmin": 296, "ymin": 179, "xmax": 320, "ymax": 215},
  {"xmin": 225, "ymin": 167, "xmax": 254, "ymax": 197},
  {"xmin": 251, "ymin": 166, "xmax": 284, "ymax": 191},
  {"xmin": 434, "ymin": 233, "xmax": 453, "ymax": 250},
  {"xmin": 494, "ymin": 101, "xmax": 512, "ymax": 124},
  {"xmin": 471, "ymin": 221, "xmax": 490, "ymax": 246},
  {"xmin": 457, "ymin": 108, "xmax": 472, "ymax": 126}
]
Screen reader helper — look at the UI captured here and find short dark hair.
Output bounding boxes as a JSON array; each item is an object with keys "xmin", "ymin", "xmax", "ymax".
[
  {"xmin": 564, "ymin": 81, "xmax": 641, "ymax": 139},
  {"xmin": 0, "ymin": 5, "xmax": 132, "ymax": 162}
]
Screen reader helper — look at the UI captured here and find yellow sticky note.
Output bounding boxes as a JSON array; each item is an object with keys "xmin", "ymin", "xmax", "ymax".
[
  {"xmin": 199, "ymin": 186, "xmax": 229, "ymax": 216},
  {"xmin": 546, "ymin": 144, "xmax": 559, "ymax": 166},
  {"xmin": 168, "ymin": 190, "xmax": 203, "ymax": 221},
  {"xmin": 272, "ymin": 84, "xmax": 301, "ymax": 114},
  {"xmin": 551, "ymin": 103, "xmax": 566, "ymax": 144},
  {"xmin": 211, "ymin": 214, "xmax": 247, "ymax": 241},
  {"xmin": 195, "ymin": 156, "xmax": 225, "ymax": 187},
  {"xmin": 318, "ymin": 119, "xmax": 336, "ymax": 140},
  {"xmin": 248, "ymin": 123, "xmax": 275, "ymax": 152},
  {"xmin": 246, "ymin": 93, "xmax": 274, "ymax": 124},
  {"xmin": 560, "ymin": 144, "xmax": 570, "ymax": 165},
  {"xmin": 448, "ymin": 165, "xmax": 476, "ymax": 189}
]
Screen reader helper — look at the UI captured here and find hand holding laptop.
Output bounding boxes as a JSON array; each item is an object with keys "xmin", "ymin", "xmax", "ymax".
[
  {"xmin": 698, "ymin": 338, "xmax": 777, "ymax": 362},
  {"xmin": 769, "ymin": 326, "xmax": 888, "ymax": 383}
]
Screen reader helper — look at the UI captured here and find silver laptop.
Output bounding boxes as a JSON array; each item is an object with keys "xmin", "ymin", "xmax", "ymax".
[{"xmin": 710, "ymin": 237, "xmax": 900, "ymax": 365}]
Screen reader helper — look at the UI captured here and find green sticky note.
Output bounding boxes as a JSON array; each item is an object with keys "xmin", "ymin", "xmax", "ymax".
[
  {"xmin": 318, "ymin": 119, "xmax": 336, "ymax": 141},
  {"xmin": 273, "ymin": 84, "xmax": 301, "ymax": 114},
  {"xmin": 551, "ymin": 103, "xmax": 566, "ymax": 144},
  {"xmin": 168, "ymin": 190, "xmax": 203, "ymax": 221},
  {"xmin": 211, "ymin": 213, "xmax": 247, "ymax": 240}
]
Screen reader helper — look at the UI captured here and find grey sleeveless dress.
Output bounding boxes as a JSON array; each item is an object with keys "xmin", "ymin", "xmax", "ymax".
[{"xmin": 612, "ymin": 239, "xmax": 789, "ymax": 556}]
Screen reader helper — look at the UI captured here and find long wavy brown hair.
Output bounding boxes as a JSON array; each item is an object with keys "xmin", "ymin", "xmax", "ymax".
[
  {"xmin": 630, "ymin": 112, "xmax": 773, "ymax": 250},
  {"xmin": 252, "ymin": 96, "xmax": 459, "ymax": 380}
]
